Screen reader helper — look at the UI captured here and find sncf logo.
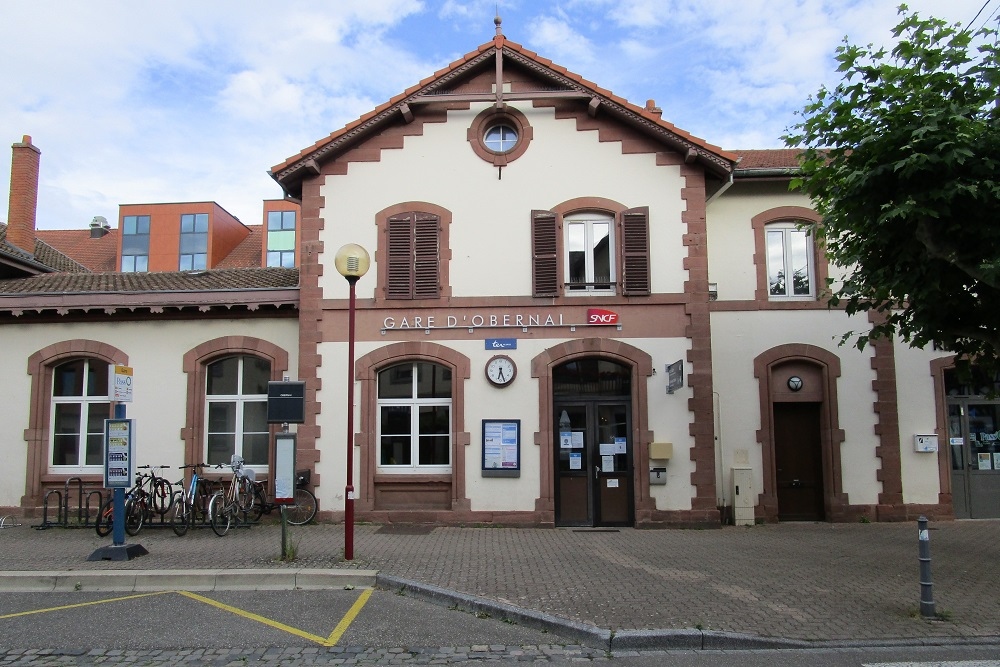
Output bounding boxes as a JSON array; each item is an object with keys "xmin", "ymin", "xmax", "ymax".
[{"xmin": 587, "ymin": 308, "xmax": 619, "ymax": 325}]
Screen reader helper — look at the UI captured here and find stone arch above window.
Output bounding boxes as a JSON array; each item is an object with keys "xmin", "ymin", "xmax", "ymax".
[
  {"xmin": 182, "ymin": 336, "xmax": 290, "ymax": 470},
  {"xmin": 751, "ymin": 206, "xmax": 827, "ymax": 306},
  {"xmin": 23, "ymin": 340, "xmax": 129, "ymax": 507},
  {"xmin": 532, "ymin": 197, "xmax": 650, "ymax": 298},
  {"xmin": 355, "ymin": 342, "xmax": 471, "ymax": 516},
  {"xmin": 374, "ymin": 202, "xmax": 452, "ymax": 303}
]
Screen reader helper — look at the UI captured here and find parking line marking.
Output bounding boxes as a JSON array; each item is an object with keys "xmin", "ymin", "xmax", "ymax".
[
  {"xmin": 326, "ymin": 588, "xmax": 373, "ymax": 645},
  {"xmin": 177, "ymin": 591, "xmax": 330, "ymax": 645},
  {"xmin": 0, "ymin": 591, "xmax": 171, "ymax": 619}
]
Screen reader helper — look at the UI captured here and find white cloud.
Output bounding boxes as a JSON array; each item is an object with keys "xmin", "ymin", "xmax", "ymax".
[{"xmin": 1, "ymin": 0, "xmax": 995, "ymax": 229}]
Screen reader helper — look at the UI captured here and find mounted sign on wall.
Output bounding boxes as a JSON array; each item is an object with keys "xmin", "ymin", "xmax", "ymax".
[
  {"xmin": 482, "ymin": 419, "xmax": 520, "ymax": 477},
  {"xmin": 267, "ymin": 381, "xmax": 305, "ymax": 424},
  {"xmin": 666, "ymin": 360, "xmax": 684, "ymax": 394}
]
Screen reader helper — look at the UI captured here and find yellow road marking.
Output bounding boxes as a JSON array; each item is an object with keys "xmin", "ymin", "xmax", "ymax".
[
  {"xmin": 0, "ymin": 591, "xmax": 171, "ymax": 619},
  {"xmin": 178, "ymin": 589, "xmax": 373, "ymax": 647},
  {"xmin": 326, "ymin": 588, "xmax": 373, "ymax": 645},
  {"xmin": 1, "ymin": 588, "xmax": 373, "ymax": 647}
]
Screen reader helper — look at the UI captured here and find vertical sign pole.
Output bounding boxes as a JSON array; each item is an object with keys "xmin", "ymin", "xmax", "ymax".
[{"xmin": 112, "ymin": 402, "xmax": 126, "ymax": 546}]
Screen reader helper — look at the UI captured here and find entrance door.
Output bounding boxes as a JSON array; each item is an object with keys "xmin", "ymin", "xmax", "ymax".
[
  {"xmin": 554, "ymin": 401, "xmax": 633, "ymax": 526},
  {"xmin": 949, "ymin": 400, "xmax": 1000, "ymax": 519},
  {"xmin": 773, "ymin": 402, "xmax": 825, "ymax": 521}
]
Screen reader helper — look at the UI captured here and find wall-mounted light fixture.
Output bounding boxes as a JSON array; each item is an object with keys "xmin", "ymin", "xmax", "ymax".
[{"xmin": 708, "ymin": 283, "xmax": 718, "ymax": 301}]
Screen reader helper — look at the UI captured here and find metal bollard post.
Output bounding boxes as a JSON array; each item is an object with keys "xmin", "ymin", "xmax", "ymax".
[{"xmin": 917, "ymin": 515, "xmax": 936, "ymax": 619}]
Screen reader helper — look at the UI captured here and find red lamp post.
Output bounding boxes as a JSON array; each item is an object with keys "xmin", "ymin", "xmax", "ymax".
[{"xmin": 334, "ymin": 243, "xmax": 370, "ymax": 561}]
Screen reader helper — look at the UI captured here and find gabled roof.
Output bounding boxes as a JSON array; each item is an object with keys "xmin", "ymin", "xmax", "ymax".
[{"xmin": 270, "ymin": 31, "xmax": 738, "ymax": 199}]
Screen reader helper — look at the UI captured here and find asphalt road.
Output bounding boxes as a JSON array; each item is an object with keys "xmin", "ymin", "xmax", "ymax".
[{"xmin": 0, "ymin": 588, "xmax": 590, "ymax": 651}]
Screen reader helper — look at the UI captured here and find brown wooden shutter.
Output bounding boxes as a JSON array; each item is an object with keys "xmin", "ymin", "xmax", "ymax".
[
  {"xmin": 386, "ymin": 214, "xmax": 414, "ymax": 299},
  {"xmin": 532, "ymin": 210, "xmax": 559, "ymax": 297},
  {"xmin": 620, "ymin": 206, "xmax": 650, "ymax": 296},
  {"xmin": 412, "ymin": 212, "xmax": 440, "ymax": 299}
]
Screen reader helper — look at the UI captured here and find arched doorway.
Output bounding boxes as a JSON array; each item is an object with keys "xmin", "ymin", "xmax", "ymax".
[
  {"xmin": 754, "ymin": 344, "xmax": 847, "ymax": 522},
  {"xmin": 553, "ymin": 358, "xmax": 634, "ymax": 526}
]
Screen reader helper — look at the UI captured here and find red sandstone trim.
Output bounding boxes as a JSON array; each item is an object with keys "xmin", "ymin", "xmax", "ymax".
[{"xmin": 21, "ymin": 340, "xmax": 129, "ymax": 510}]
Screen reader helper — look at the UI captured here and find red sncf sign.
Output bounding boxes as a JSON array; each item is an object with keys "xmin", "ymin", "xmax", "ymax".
[{"xmin": 586, "ymin": 308, "xmax": 619, "ymax": 325}]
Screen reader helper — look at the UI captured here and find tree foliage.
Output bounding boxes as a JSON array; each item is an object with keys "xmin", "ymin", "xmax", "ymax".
[{"xmin": 784, "ymin": 6, "xmax": 1000, "ymax": 378}]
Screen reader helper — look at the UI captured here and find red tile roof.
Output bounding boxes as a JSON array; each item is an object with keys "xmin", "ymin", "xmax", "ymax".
[
  {"xmin": 733, "ymin": 149, "xmax": 803, "ymax": 171},
  {"xmin": 216, "ymin": 225, "xmax": 263, "ymax": 269},
  {"xmin": 0, "ymin": 267, "xmax": 298, "ymax": 294},
  {"xmin": 36, "ymin": 229, "xmax": 118, "ymax": 272}
]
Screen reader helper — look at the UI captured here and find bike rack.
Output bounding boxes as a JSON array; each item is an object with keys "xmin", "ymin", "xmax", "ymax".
[
  {"xmin": 35, "ymin": 479, "xmax": 106, "ymax": 529},
  {"xmin": 0, "ymin": 515, "xmax": 23, "ymax": 528},
  {"xmin": 36, "ymin": 489, "xmax": 63, "ymax": 529}
]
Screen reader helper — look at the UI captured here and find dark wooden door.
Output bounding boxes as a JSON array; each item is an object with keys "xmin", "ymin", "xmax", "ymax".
[
  {"xmin": 773, "ymin": 402, "xmax": 825, "ymax": 521},
  {"xmin": 554, "ymin": 401, "xmax": 633, "ymax": 527}
]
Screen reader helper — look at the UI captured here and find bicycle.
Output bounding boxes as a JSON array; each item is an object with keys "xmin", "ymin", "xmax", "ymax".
[
  {"xmin": 170, "ymin": 463, "xmax": 211, "ymax": 536},
  {"xmin": 208, "ymin": 455, "xmax": 256, "ymax": 537},
  {"xmin": 94, "ymin": 473, "xmax": 149, "ymax": 537},
  {"xmin": 136, "ymin": 464, "xmax": 173, "ymax": 515},
  {"xmin": 245, "ymin": 469, "xmax": 318, "ymax": 526}
]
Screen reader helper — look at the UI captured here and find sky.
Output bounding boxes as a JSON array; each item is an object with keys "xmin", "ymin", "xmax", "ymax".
[{"xmin": 1, "ymin": 0, "xmax": 997, "ymax": 231}]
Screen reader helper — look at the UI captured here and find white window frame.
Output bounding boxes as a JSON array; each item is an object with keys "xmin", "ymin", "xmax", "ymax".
[
  {"xmin": 205, "ymin": 355, "xmax": 269, "ymax": 471},
  {"xmin": 49, "ymin": 358, "xmax": 110, "ymax": 474},
  {"xmin": 564, "ymin": 212, "xmax": 616, "ymax": 295},
  {"xmin": 376, "ymin": 362, "xmax": 452, "ymax": 474},
  {"xmin": 766, "ymin": 222, "xmax": 815, "ymax": 299}
]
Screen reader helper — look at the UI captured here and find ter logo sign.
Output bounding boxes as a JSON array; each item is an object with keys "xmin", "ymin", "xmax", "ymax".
[{"xmin": 587, "ymin": 308, "xmax": 619, "ymax": 325}]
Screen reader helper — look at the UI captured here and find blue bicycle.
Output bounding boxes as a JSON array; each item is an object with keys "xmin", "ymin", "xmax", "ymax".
[{"xmin": 170, "ymin": 463, "xmax": 211, "ymax": 536}]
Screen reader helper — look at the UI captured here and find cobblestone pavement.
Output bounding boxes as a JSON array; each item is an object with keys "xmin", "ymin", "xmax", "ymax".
[
  {"xmin": 0, "ymin": 645, "xmax": 611, "ymax": 665},
  {"xmin": 1, "ymin": 517, "xmax": 998, "ymax": 648}
]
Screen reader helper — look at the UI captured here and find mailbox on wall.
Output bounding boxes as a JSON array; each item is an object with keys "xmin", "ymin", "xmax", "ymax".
[{"xmin": 267, "ymin": 381, "xmax": 305, "ymax": 424}]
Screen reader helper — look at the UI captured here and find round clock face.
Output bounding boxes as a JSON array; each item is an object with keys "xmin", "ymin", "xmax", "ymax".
[{"xmin": 486, "ymin": 355, "xmax": 516, "ymax": 387}]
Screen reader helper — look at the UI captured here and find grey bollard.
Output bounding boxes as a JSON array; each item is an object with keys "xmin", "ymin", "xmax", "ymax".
[{"xmin": 917, "ymin": 515, "xmax": 936, "ymax": 619}]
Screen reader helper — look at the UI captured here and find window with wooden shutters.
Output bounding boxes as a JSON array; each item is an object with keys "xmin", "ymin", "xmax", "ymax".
[
  {"xmin": 619, "ymin": 207, "xmax": 650, "ymax": 296},
  {"xmin": 532, "ymin": 210, "xmax": 559, "ymax": 297},
  {"xmin": 385, "ymin": 211, "xmax": 440, "ymax": 299}
]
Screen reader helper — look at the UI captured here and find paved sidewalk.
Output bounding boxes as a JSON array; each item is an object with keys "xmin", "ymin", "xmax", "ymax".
[{"xmin": 0, "ymin": 516, "xmax": 998, "ymax": 647}]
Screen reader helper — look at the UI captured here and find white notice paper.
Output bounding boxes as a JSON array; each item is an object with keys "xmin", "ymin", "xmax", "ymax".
[
  {"xmin": 602, "ymin": 455, "xmax": 614, "ymax": 472},
  {"xmin": 569, "ymin": 452, "xmax": 582, "ymax": 470},
  {"xmin": 607, "ymin": 479, "xmax": 619, "ymax": 488}
]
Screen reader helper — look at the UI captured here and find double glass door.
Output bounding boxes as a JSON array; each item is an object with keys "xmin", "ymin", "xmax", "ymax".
[
  {"xmin": 949, "ymin": 400, "xmax": 1000, "ymax": 518},
  {"xmin": 554, "ymin": 401, "xmax": 633, "ymax": 526}
]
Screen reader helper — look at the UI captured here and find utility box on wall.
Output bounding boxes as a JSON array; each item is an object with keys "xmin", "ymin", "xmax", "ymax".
[{"xmin": 732, "ymin": 467, "xmax": 754, "ymax": 526}]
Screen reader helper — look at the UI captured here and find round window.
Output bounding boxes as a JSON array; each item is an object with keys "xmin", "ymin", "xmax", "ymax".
[{"xmin": 483, "ymin": 124, "xmax": 518, "ymax": 153}]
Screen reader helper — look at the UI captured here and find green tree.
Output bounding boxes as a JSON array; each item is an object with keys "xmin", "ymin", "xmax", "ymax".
[{"xmin": 785, "ymin": 6, "xmax": 1000, "ymax": 379}]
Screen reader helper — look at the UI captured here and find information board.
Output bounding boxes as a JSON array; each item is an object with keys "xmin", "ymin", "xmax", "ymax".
[
  {"xmin": 482, "ymin": 419, "xmax": 520, "ymax": 477},
  {"xmin": 104, "ymin": 418, "xmax": 134, "ymax": 488}
]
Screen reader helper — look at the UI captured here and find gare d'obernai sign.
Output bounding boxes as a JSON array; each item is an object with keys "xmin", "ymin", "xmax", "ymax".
[{"xmin": 381, "ymin": 308, "xmax": 620, "ymax": 332}]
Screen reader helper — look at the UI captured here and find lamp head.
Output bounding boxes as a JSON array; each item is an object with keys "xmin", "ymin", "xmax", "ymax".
[{"xmin": 334, "ymin": 243, "xmax": 370, "ymax": 280}]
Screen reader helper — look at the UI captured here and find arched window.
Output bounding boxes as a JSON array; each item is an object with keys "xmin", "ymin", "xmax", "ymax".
[
  {"xmin": 377, "ymin": 361, "xmax": 452, "ymax": 472},
  {"xmin": 50, "ymin": 358, "xmax": 110, "ymax": 470},
  {"xmin": 205, "ymin": 355, "xmax": 270, "ymax": 466}
]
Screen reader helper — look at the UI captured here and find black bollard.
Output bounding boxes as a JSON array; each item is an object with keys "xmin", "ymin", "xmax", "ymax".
[{"xmin": 917, "ymin": 515, "xmax": 936, "ymax": 619}]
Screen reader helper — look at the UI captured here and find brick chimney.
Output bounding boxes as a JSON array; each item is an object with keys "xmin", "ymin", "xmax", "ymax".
[{"xmin": 6, "ymin": 135, "xmax": 41, "ymax": 255}]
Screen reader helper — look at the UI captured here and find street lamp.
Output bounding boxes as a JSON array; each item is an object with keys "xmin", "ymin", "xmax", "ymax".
[{"xmin": 334, "ymin": 243, "xmax": 370, "ymax": 561}]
